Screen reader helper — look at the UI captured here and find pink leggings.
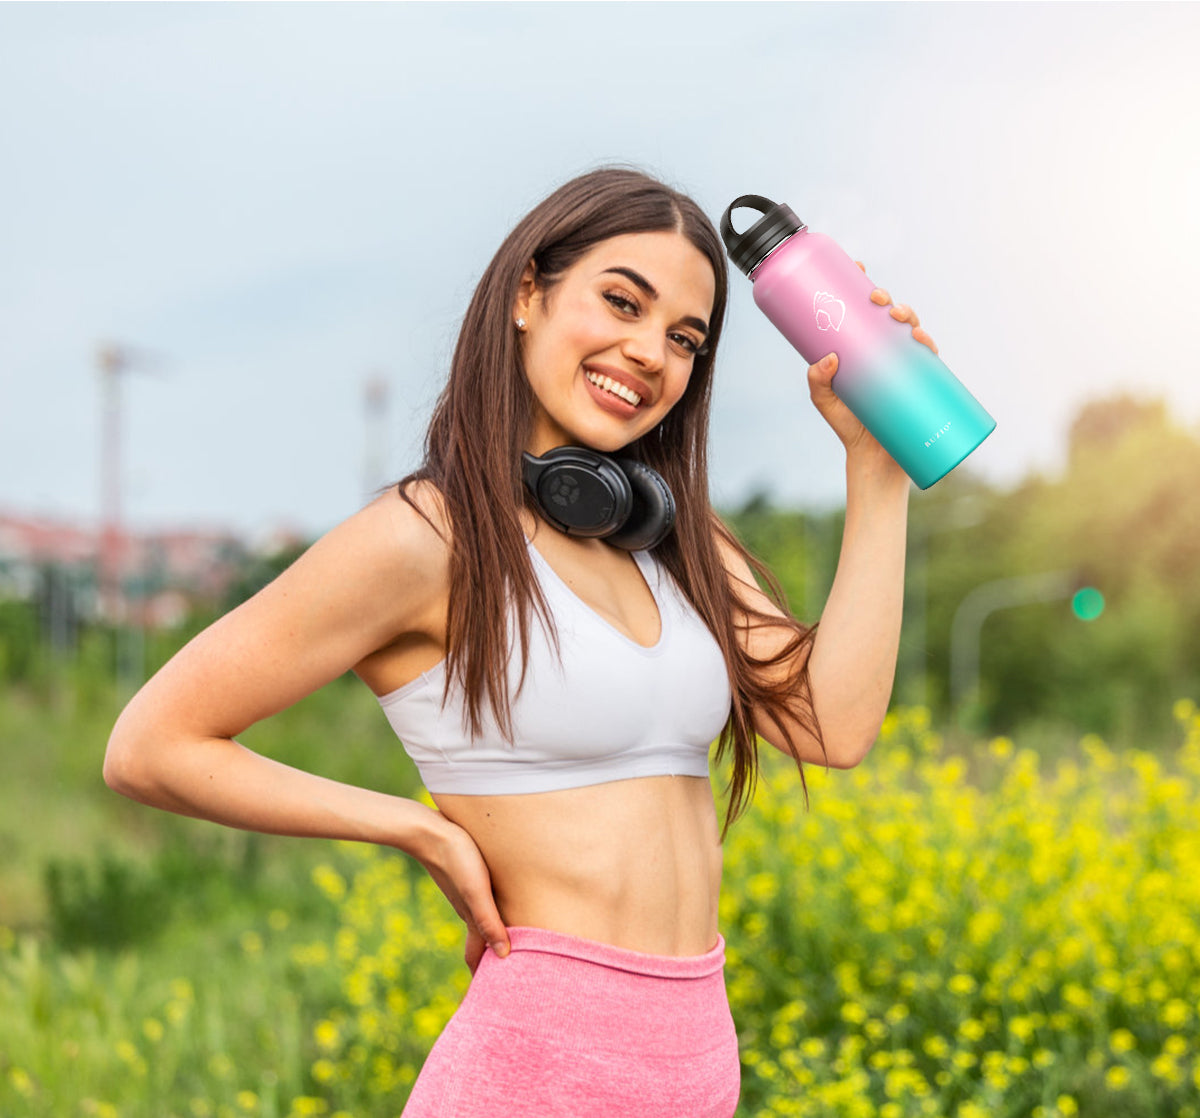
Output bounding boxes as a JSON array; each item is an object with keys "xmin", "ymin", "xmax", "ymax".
[{"xmin": 401, "ymin": 926, "xmax": 741, "ymax": 1117}]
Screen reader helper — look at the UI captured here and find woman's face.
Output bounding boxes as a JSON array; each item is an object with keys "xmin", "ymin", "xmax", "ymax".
[{"xmin": 515, "ymin": 231, "xmax": 716, "ymax": 456}]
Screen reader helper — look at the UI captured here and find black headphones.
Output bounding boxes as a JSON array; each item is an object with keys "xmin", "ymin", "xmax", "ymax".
[{"xmin": 521, "ymin": 446, "xmax": 676, "ymax": 551}]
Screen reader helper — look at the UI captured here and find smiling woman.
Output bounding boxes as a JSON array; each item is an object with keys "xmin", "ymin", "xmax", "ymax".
[
  {"xmin": 103, "ymin": 165, "xmax": 924, "ymax": 1116},
  {"xmin": 515, "ymin": 231, "xmax": 715, "ymax": 455}
]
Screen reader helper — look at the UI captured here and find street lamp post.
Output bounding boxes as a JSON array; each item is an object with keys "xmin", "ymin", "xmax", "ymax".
[
  {"xmin": 906, "ymin": 495, "xmax": 987, "ymax": 709},
  {"xmin": 948, "ymin": 570, "xmax": 1078, "ymax": 712}
]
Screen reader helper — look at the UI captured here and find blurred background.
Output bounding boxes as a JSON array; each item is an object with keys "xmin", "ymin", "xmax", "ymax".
[
  {"xmin": 4, "ymin": 0, "xmax": 1197, "ymax": 733},
  {"xmin": 2, "ymin": 5, "xmax": 1199, "ymax": 1114},
  {"xmin": 4, "ymin": 0, "xmax": 1198, "ymax": 878}
]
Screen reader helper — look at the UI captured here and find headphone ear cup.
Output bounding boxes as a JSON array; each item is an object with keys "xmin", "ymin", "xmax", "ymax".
[
  {"xmin": 521, "ymin": 448, "xmax": 633, "ymax": 537},
  {"xmin": 607, "ymin": 460, "xmax": 676, "ymax": 551}
]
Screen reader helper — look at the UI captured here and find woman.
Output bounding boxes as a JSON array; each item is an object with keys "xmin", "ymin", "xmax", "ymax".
[{"xmin": 104, "ymin": 167, "xmax": 925, "ymax": 1115}]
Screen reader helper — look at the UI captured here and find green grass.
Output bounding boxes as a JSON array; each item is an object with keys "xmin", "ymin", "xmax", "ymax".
[
  {"xmin": 0, "ymin": 668, "xmax": 420, "ymax": 931},
  {"xmin": 1, "ymin": 666, "xmax": 422, "ymax": 1118}
]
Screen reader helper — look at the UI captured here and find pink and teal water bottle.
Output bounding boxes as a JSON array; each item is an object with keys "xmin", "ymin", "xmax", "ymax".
[{"xmin": 721, "ymin": 194, "xmax": 996, "ymax": 489}]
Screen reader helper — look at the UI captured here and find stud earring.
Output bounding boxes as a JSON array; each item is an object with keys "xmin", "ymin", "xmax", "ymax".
[{"xmin": 515, "ymin": 318, "xmax": 527, "ymax": 331}]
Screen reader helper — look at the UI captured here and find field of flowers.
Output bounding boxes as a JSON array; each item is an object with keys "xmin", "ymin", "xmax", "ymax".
[
  {"xmin": 3, "ymin": 703, "xmax": 1200, "ymax": 1117},
  {"xmin": 721, "ymin": 704, "xmax": 1200, "ymax": 1117}
]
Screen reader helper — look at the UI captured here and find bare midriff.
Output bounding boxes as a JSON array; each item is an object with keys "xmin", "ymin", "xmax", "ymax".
[{"xmin": 432, "ymin": 774, "xmax": 723, "ymax": 957}]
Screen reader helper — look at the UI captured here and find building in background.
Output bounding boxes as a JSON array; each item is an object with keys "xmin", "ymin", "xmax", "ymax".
[{"xmin": 0, "ymin": 512, "xmax": 277, "ymax": 631}]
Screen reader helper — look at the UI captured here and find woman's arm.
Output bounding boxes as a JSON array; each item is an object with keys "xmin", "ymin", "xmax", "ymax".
[
  {"xmin": 799, "ymin": 435, "xmax": 909, "ymax": 765},
  {"xmin": 723, "ymin": 284, "xmax": 926, "ymax": 768},
  {"xmin": 103, "ymin": 485, "xmax": 511, "ymax": 960}
]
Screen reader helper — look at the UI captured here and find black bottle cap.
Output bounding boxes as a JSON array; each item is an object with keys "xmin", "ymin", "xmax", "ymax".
[{"xmin": 720, "ymin": 194, "xmax": 806, "ymax": 277}]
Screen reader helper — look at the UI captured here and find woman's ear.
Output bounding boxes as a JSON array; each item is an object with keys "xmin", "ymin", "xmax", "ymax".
[{"xmin": 512, "ymin": 260, "xmax": 538, "ymax": 326}]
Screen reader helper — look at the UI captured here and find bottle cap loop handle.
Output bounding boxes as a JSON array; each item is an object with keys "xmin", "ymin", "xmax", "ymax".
[{"xmin": 720, "ymin": 194, "xmax": 806, "ymax": 277}]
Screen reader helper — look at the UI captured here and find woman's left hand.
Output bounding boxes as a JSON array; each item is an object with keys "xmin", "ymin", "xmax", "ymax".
[{"xmin": 806, "ymin": 264, "xmax": 938, "ymax": 468}]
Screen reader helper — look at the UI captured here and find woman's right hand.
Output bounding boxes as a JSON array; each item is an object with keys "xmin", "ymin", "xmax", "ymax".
[{"xmin": 418, "ymin": 814, "xmax": 510, "ymax": 973}]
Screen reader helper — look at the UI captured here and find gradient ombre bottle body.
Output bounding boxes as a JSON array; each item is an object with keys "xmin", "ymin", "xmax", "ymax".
[{"xmin": 721, "ymin": 194, "xmax": 996, "ymax": 490}]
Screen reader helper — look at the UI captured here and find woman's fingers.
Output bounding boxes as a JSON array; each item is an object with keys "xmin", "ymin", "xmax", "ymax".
[
  {"xmin": 912, "ymin": 327, "xmax": 939, "ymax": 354},
  {"xmin": 877, "ymin": 290, "xmax": 940, "ymax": 355},
  {"xmin": 463, "ymin": 883, "xmax": 510, "ymax": 960},
  {"xmin": 890, "ymin": 302, "xmax": 939, "ymax": 354},
  {"xmin": 807, "ymin": 353, "xmax": 868, "ymax": 448},
  {"xmin": 808, "ymin": 352, "xmax": 839, "ymax": 393},
  {"xmin": 421, "ymin": 819, "xmax": 511, "ymax": 968},
  {"xmin": 851, "ymin": 267, "xmax": 942, "ymax": 357},
  {"xmin": 465, "ymin": 926, "xmax": 487, "ymax": 974}
]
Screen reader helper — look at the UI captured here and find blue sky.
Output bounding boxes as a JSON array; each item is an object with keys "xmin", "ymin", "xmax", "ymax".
[{"xmin": 2, "ymin": 2, "xmax": 1197, "ymax": 536}]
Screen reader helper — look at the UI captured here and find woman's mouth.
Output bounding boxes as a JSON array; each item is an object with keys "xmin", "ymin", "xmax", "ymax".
[{"xmin": 584, "ymin": 370, "xmax": 642, "ymax": 407}]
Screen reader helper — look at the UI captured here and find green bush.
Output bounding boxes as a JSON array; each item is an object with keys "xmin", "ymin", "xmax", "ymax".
[{"xmin": 43, "ymin": 851, "xmax": 168, "ymax": 951}]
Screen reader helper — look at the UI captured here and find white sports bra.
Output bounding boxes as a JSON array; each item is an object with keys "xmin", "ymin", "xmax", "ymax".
[{"xmin": 376, "ymin": 543, "xmax": 733, "ymax": 795}]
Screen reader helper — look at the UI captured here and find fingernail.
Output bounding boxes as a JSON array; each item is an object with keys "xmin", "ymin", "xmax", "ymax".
[
  {"xmin": 822, "ymin": 354, "xmax": 837, "ymax": 371},
  {"xmin": 493, "ymin": 942, "xmax": 509, "ymax": 958}
]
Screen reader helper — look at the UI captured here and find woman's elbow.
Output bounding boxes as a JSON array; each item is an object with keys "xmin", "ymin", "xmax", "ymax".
[
  {"xmin": 822, "ymin": 731, "xmax": 878, "ymax": 770},
  {"xmin": 103, "ymin": 733, "xmax": 141, "ymax": 799},
  {"xmin": 103, "ymin": 713, "xmax": 160, "ymax": 801}
]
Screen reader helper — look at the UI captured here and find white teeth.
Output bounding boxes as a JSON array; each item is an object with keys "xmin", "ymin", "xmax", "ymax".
[{"xmin": 586, "ymin": 371, "xmax": 642, "ymax": 406}]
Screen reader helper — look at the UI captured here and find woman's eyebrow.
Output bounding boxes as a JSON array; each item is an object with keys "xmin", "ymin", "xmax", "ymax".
[{"xmin": 601, "ymin": 266, "xmax": 710, "ymax": 336}]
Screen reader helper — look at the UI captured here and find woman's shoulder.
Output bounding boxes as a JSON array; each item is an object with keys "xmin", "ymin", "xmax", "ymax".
[
  {"xmin": 336, "ymin": 479, "xmax": 452, "ymax": 580},
  {"xmin": 288, "ymin": 481, "xmax": 452, "ymax": 625}
]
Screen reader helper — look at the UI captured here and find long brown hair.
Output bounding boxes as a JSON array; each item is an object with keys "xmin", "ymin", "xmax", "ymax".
[{"xmin": 400, "ymin": 166, "xmax": 820, "ymax": 832}]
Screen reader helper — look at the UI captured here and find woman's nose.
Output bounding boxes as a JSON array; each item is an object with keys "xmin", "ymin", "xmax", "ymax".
[{"xmin": 620, "ymin": 324, "xmax": 665, "ymax": 371}]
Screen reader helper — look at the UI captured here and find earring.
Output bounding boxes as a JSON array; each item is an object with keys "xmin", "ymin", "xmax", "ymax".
[{"xmin": 515, "ymin": 318, "xmax": 527, "ymax": 331}]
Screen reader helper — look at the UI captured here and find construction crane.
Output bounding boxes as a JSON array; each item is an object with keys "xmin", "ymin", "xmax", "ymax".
[{"xmin": 96, "ymin": 340, "xmax": 162, "ymax": 625}]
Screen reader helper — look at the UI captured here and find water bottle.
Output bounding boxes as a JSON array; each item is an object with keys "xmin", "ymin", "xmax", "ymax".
[{"xmin": 720, "ymin": 194, "xmax": 996, "ymax": 490}]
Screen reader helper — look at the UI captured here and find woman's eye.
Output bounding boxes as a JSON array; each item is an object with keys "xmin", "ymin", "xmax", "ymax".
[
  {"xmin": 669, "ymin": 332, "xmax": 704, "ymax": 356},
  {"xmin": 604, "ymin": 290, "xmax": 706, "ymax": 357},
  {"xmin": 603, "ymin": 291, "xmax": 638, "ymax": 315}
]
